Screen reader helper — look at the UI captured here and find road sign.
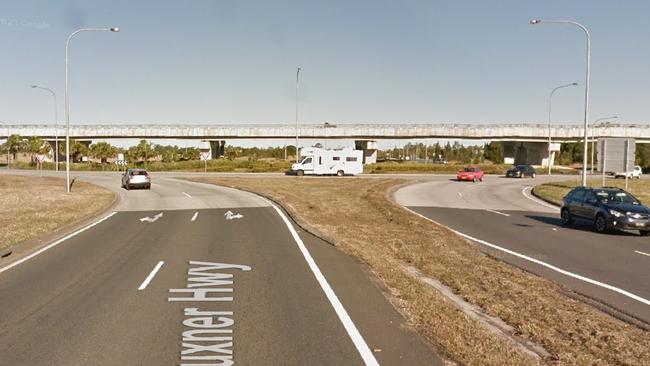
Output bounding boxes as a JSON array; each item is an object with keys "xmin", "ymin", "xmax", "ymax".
[
  {"xmin": 35, "ymin": 154, "xmax": 46, "ymax": 163},
  {"xmin": 200, "ymin": 151, "xmax": 210, "ymax": 161},
  {"xmin": 598, "ymin": 138, "xmax": 635, "ymax": 173},
  {"xmin": 116, "ymin": 160, "xmax": 128, "ymax": 166}
]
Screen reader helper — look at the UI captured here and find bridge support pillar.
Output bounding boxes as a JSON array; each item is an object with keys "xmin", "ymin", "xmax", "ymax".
[
  {"xmin": 500, "ymin": 141, "xmax": 550, "ymax": 166},
  {"xmin": 354, "ymin": 140, "xmax": 378, "ymax": 164},
  {"xmin": 209, "ymin": 140, "xmax": 226, "ymax": 159}
]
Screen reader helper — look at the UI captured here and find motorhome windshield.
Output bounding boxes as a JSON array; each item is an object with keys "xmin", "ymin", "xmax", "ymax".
[{"xmin": 300, "ymin": 157, "xmax": 312, "ymax": 164}]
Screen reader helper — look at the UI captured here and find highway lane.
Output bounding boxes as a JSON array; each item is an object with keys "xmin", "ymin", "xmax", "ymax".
[
  {"xmin": 0, "ymin": 171, "xmax": 440, "ymax": 365},
  {"xmin": 396, "ymin": 175, "xmax": 650, "ymax": 326}
]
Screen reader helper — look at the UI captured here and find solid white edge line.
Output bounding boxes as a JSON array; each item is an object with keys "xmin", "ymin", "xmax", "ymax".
[
  {"xmin": 635, "ymin": 250, "xmax": 650, "ymax": 257},
  {"xmin": 0, "ymin": 211, "xmax": 118, "ymax": 275},
  {"xmin": 182, "ymin": 191, "xmax": 192, "ymax": 198},
  {"xmin": 521, "ymin": 186, "xmax": 560, "ymax": 211},
  {"xmin": 404, "ymin": 206, "xmax": 650, "ymax": 308},
  {"xmin": 485, "ymin": 209, "xmax": 510, "ymax": 217},
  {"xmin": 270, "ymin": 204, "xmax": 380, "ymax": 366},
  {"xmin": 138, "ymin": 261, "xmax": 165, "ymax": 290},
  {"xmin": 191, "ymin": 212, "xmax": 198, "ymax": 222}
]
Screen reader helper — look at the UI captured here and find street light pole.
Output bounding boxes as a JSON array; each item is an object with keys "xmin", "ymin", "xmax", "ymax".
[
  {"xmin": 0, "ymin": 121, "xmax": 8, "ymax": 168},
  {"xmin": 65, "ymin": 27, "xmax": 119, "ymax": 193},
  {"xmin": 590, "ymin": 115, "xmax": 618, "ymax": 177},
  {"xmin": 547, "ymin": 82, "xmax": 578, "ymax": 175},
  {"xmin": 295, "ymin": 66, "xmax": 301, "ymax": 163},
  {"xmin": 531, "ymin": 19, "xmax": 591, "ymax": 186},
  {"xmin": 31, "ymin": 85, "xmax": 59, "ymax": 171}
]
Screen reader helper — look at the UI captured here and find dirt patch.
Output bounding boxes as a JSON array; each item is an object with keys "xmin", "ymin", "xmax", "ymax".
[
  {"xmin": 189, "ymin": 176, "xmax": 650, "ymax": 366},
  {"xmin": 0, "ymin": 175, "xmax": 115, "ymax": 250}
]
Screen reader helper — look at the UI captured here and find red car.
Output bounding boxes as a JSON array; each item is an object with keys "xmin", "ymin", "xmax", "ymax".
[{"xmin": 457, "ymin": 166, "xmax": 484, "ymax": 182}]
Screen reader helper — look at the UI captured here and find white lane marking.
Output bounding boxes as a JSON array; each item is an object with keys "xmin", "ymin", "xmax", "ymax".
[
  {"xmin": 138, "ymin": 261, "xmax": 165, "ymax": 290},
  {"xmin": 485, "ymin": 209, "xmax": 510, "ymax": 217},
  {"xmin": 404, "ymin": 207, "xmax": 650, "ymax": 308},
  {"xmin": 191, "ymin": 212, "xmax": 198, "ymax": 222},
  {"xmin": 271, "ymin": 204, "xmax": 379, "ymax": 366},
  {"xmin": 224, "ymin": 210, "xmax": 243, "ymax": 220},
  {"xmin": 522, "ymin": 186, "xmax": 560, "ymax": 211},
  {"xmin": 140, "ymin": 212, "xmax": 163, "ymax": 223},
  {"xmin": 457, "ymin": 192, "xmax": 463, "ymax": 198},
  {"xmin": 635, "ymin": 250, "xmax": 650, "ymax": 257},
  {"xmin": 0, "ymin": 212, "xmax": 118, "ymax": 275},
  {"xmin": 182, "ymin": 191, "xmax": 192, "ymax": 198}
]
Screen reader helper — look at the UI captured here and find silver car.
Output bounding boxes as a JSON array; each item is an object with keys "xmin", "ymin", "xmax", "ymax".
[{"xmin": 121, "ymin": 168, "xmax": 151, "ymax": 190}]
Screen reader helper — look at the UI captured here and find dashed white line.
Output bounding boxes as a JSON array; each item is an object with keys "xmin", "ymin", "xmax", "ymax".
[
  {"xmin": 191, "ymin": 212, "xmax": 198, "ymax": 222},
  {"xmin": 458, "ymin": 192, "xmax": 463, "ymax": 198},
  {"xmin": 485, "ymin": 209, "xmax": 510, "ymax": 217},
  {"xmin": 635, "ymin": 250, "xmax": 650, "ymax": 257},
  {"xmin": 0, "ymin": 212, "xmax": 118, "ymax": 275},
  {"xmin": 404, "ymin": 206, "xmax": 650, "ymax": 308},
  {"xmin": 138, "ymin": 261, "xmax": 164, "ymax": 290},
  {"xmin": 182, "ymin": 192, "xmax": 192, "ymax": 198},
  {"xmin": 270, "ymin": 203, "xmax": 379, "ymax": 366}
]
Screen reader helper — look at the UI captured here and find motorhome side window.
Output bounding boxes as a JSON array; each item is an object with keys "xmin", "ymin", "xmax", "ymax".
[
  {"xmin": 346, "ymin": 157, "xmax": 357, "ymax": 162},
  {"xmin": 333, "ymin": 157, "xmax": 340, "ymax": 161}
]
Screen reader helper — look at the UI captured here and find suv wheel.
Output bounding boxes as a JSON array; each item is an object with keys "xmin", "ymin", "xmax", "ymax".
[
  {"xmin": 531, "ymin": 173, "xmax": 536, "ymax": 178},
  {"xmin": 560, "ymin": 208, "xmax": 573, "ymax": 225},
  {"xmin": 594, "ymin": 214, "xmax": 608, "ymax": 233}
]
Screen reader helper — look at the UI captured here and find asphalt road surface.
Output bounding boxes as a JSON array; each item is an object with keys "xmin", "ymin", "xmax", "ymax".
[
  {"xmin": 395, "ymin": 175, "xmax": 650, "ymax": 326},
  {"xmin": 0, "ymin": 170, "xmax": 440, "ymax": 365}
]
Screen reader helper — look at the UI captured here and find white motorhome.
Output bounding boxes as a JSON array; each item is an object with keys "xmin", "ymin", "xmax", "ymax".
[{"xmin": 291, "ymin": 147, "xmax": 363, "ymax": 176}]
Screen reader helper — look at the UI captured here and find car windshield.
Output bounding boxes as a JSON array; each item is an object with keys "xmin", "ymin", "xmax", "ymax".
[
  {"xmin": 595, "ymin": 190, "xmax": 639, "ymax": 205},
  {"xmin": 463, "ymin": 167, "xmax": 476, "ymax": 172},
  {"xmin": 514, "ymin": 165, "xmax": 526, "ymax": 170}
]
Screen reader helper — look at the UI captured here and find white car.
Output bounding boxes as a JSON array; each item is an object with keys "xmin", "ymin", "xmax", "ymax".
[
  {"xmin": 121, "ymin": 168, "xmax": 151, "ymax": 189},
  {"xmin": 614, "ymin": 165, "xmax": 642, "ymax": 179}
]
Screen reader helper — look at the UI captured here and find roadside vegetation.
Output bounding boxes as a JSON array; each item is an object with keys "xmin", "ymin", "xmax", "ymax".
[
  {"xmin": 534, "ymin": 178, "xmax": 650, "ymax": 206},
  {"xmin": 189, "ymin": 177, "xmax": 650, "ymax": 366},
  {"xmin": 0, "ymin": 175, "xmax": 115, "ymax": 251},
  {"xmin": 365, "ymin": 161, "xmax": 577, "ymax": 175}
]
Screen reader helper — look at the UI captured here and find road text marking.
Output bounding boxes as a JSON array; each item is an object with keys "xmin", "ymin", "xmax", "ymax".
[
  {"xmin": 271, "ymin": 204, "xmax": 379, "ymax": 366},
  {"xmin": 138, "ymin": 261, "xmax": 165, "ymax": 290},
  {"xmin": 404, "ymin": 207, "xmax": 650, "ymax": 308},
  {"xmin": 191, "ymin": 212, "xmax": 199, "ymax": 222},
  {"xmin": 0, "ymin": 212, "xmax": 117, "ymax": 275},
  {"xmin": 182, "ymin": 192, "xmax": 192, "ymax": 198},
  {"xmin": 635, "ymin": 250, "xmax": 650, "ymax": 257},
  {"xmin": 169, "ymin": 261, "xmax": 251, "ymax": 365}
]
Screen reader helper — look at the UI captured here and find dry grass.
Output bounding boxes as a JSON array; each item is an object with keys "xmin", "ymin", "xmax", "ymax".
[
  {"xmin": 0, "ymin": 175, "xmax": 115, "ymax": 250},
  {"xmin": 189, "ymin": 176, "xmax": 650, "ymax": 366},
  {"xmin": 534, "ymin": 178, "xmax": 650, "ymax": 206}
]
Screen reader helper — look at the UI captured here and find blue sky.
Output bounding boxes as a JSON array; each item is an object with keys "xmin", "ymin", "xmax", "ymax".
[{"xmin": 1, "ymin": 0, "xmax": 649, "ymax": 131}]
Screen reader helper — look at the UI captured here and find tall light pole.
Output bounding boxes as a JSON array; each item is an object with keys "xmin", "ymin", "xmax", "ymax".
[
  {"xmin": 65, "ymin": 27, "xmax": 120, "ymax": 193},
  {"xmin": 31, "ymin": 85, "xmax": 59, "ymax": 171},
  {"xmin": 591, "ymin": 115, "xmax": 618, "ymax": 176},
  {"xmin": 531, "ymin": 19, "xmax": 591, "ymax": 186},
  {"xmin": 295, "ymin": 66, "xmax": 301, "ymax": 163},
  {"xmin": 547, "ymin": 82, "xmax": 578, "ymax": 174},
  {"xmin": 0, "ymin": 121, "xmax": 8, "ymax": 168}
]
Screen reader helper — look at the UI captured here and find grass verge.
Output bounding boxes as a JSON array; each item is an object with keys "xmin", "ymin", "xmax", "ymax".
[
  {"xmin": 533, "ymin": 178, "xmax": 650, "ymax": 206},
  {"xmin": 0, "ymin": 175, "xmax": 115, "ymax": 250},
  {"xmin": 188, "ymin": 176, "xmax": 650, "ymax": 366},
  {"xmin": 365, "ymin": 162, "xmax": 578, "ymax": 175}
]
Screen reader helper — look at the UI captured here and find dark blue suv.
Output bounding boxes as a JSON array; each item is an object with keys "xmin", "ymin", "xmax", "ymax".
[{"xmin": 561, "ymin": 187, "xmax": 650, "ymax": 235}]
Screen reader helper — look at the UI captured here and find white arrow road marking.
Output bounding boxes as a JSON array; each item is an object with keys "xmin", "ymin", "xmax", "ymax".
[
  {"xmin": 224, "ymin": 210, "xmax": 244, "ymax": 220},
  {"xmin": 182, "ymin": 192, "xmax": 192, "ymax": 198},
  {"xmin": 191, "ymin": 212, "xmax": 198, "ymax": 222},
  {"xmin": 140, "ymin": 212, "xmax": 163, "ymax": 223},
  {"xmin": 138, "ymin": 261, "xmax": 164, "ymax": 290}
]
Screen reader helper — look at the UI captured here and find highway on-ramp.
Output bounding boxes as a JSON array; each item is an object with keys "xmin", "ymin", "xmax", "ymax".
[
  {"xmin": 0, "ymin": 171, "xmax": 440, "ymax": 365},
  {"xmin": 395, "ymin": 175, "xmax": 650, "ymax": 326}
]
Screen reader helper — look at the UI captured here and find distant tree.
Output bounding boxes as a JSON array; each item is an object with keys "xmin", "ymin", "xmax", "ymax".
[
  {"xmin": 6, "ymin": 134, "xmax": 24, "ymax": 159},
  {"xmin": 58, "ymin": 140, "xmax": 89, "ymax": 162},
  {"xmin": 483, "ymin": 142, "xmax": 502, "ymax": 163},
  {"xmin": 24, "ymin": 137, "xmax": 51, "ymax": 163},
  {"xmin": 89, "ymin": 142, "xmax": 117, "ymax": 164},
  {"xmin": 224, "ymin": 146, "xmax": 241, "ymax": 161}
]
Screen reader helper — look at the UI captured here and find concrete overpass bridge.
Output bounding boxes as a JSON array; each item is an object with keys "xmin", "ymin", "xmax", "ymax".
[{"xmin": 4, "ymin": 123, "xmax": 649, "ymax": 165}]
